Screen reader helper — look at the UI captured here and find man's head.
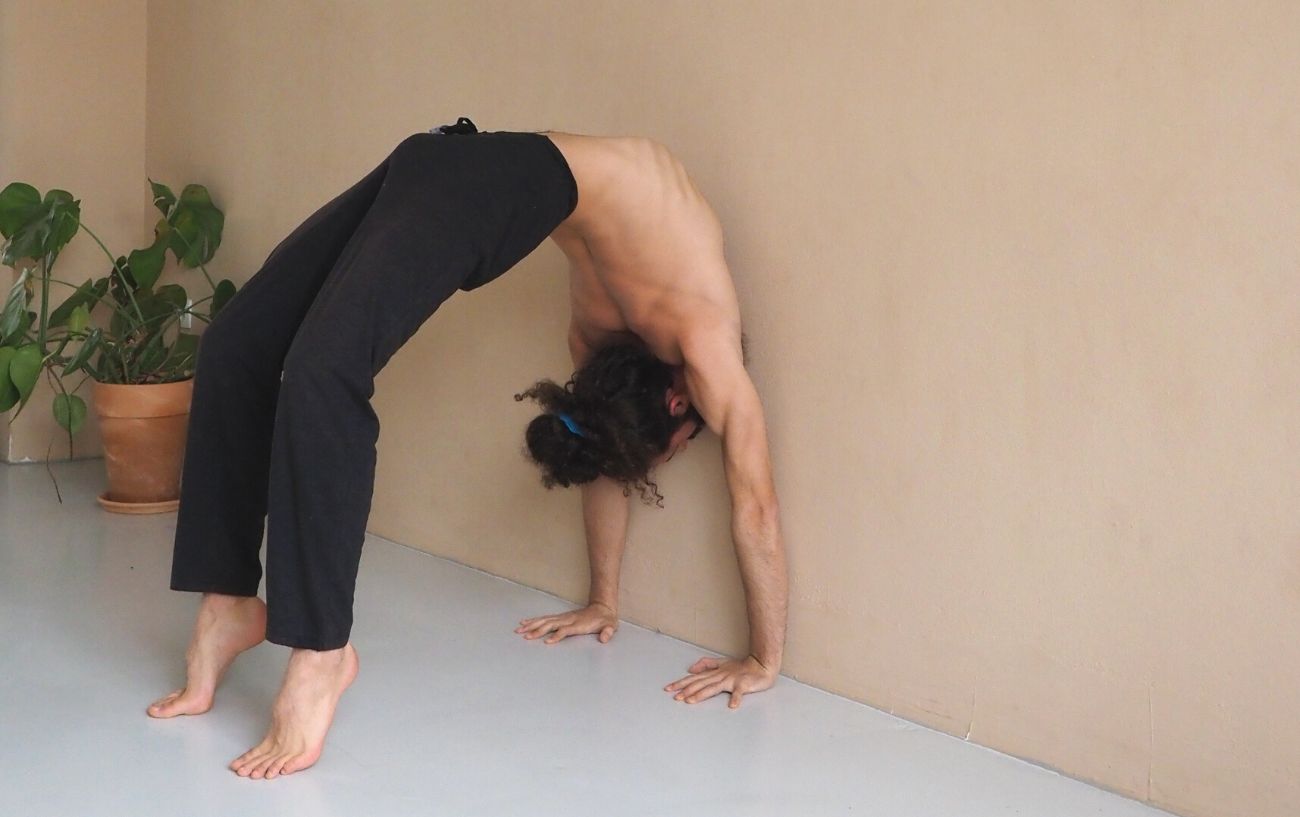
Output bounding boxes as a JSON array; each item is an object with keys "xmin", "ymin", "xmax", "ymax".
[{"xmin": 514, "ymin": 342, "xmax": 705, "ymax": 506}]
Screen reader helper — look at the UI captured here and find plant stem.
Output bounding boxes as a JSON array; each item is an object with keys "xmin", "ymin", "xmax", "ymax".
[
  {"xmin": 75, "ymin": 220, "xmax": 146, "ymax": 324},
  {"xmin": 44, "ymin": 364, "xmax": 75, "ymax": 459},
  {"xmin": 37, "ymin": 251, "xmax": 51, "ymax": 352},
  {"xmin": 172, "ymin": 231, "xmax": 218, "ymax": 292}
]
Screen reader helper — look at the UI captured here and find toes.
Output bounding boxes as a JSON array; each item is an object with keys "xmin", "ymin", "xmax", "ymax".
[
  {"xmin": 149, "ymin": 689, "xmax": 214, "ymax": 718},
  {"xmin": 281, "ymin": 751, "xmax": 317, "ymax": 776},
  {"xmin": 251, "ymin": 752, "xmax": 280, "ymax": 779},
  {"xmin": 231, "ymin": 747, "xmax": 268, "ymax": 775},
  {"xmin": 146, "ymin": 690, "xmax": 182, "ymax": 716},
  {"xmin": 236, "ymin": 756, "xmax": 265, "ymax": 777},
  {"xmin": 265, "ymin": 754, "xmax": 293, "ymax": 779}
]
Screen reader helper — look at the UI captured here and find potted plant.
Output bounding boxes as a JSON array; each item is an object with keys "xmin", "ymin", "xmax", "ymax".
[{"xmin": 0, "ymin": 178, "xmax": 238, "ymax": 512}]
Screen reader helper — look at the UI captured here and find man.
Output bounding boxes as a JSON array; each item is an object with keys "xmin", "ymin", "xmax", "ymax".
[{"xmin": 146, "ymin": 118, "xmax": 786, "ymax": 782}]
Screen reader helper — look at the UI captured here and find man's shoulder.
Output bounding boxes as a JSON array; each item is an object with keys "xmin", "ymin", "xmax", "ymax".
[{"xmin": 680, "ymin": 313, "xmax": 749, "ymax": 367}]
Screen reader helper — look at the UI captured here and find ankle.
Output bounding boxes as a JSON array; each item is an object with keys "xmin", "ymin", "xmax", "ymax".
[
  {"xmin": 290, "ymin": 644, "xmax": 350, "ymax": 662},
  {"xmin": 200, "ymin": 592, "xmax": 260, "ymax": 610}
]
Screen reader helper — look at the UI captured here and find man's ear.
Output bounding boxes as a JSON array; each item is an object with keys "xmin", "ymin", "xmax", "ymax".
[{"xmin": 665, "ymin": 386, "xmax": 688, "ymax": 416}]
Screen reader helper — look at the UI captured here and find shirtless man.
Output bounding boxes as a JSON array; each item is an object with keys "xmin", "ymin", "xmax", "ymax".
[
  {"xmin": 145, "ymin": 120, "xmax": 786, "ymax": 780},
  {"xmin": 512, "ymin": 131, "xmax": 788, "ymax": 710}
]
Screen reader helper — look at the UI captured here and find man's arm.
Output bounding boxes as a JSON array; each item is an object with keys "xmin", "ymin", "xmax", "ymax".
[
  {"xmin": 664, "ymin": 324, "xmax": 788, "ymax": 708},
  {"xmin": 515, "ymin": 323, "xmax": 629, "ymax": 644},
  {"xmin": 571, "ymin": 324, "xmax": 633, "ymax": 622},
  {"xmin": 581, "ymin": 474, "xmax": 631, "ymax": 616}
]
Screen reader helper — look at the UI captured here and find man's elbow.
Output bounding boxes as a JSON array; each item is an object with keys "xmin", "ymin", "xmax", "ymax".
[{"xmin": 733, "ymin": 488, "xmax": 780, "ymax": 529}]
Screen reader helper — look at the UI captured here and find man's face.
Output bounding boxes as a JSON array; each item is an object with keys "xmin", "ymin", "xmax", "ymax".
[
  {"xmin": 651, "ymin": 366, "xmax": 705, "ymax": 467},
  {"xmin": 654, "ymin": 411, "xmax": 703, "ymax": 466}
]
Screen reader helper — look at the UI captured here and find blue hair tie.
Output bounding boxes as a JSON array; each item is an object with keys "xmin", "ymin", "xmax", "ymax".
[{"xmin": 556, "ymin": 411, "xmax": 586, "ymax": 438}]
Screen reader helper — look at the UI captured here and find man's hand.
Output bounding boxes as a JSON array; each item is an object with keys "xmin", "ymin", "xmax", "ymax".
[
  {"xmin": 514, "ymin": 602, "xmax": 619, "ymax": 645},
  {"xmin": 664, "ymin": 654, "xmax": 778, "ymax": 709}
]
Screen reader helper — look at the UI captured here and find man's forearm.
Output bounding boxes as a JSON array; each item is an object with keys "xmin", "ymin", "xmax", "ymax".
[
  {"xmin": 732, "ymin": 500, "xmax": 788, "ymax": 670},
  {"xmin": 582, "ymin": 474, "xmax": 631, "ymax": 612}
]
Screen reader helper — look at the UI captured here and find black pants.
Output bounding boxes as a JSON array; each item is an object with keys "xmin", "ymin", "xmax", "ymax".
[{"xmin": 168, "ymin": 119, "xmax": 578, "ymax": 650}]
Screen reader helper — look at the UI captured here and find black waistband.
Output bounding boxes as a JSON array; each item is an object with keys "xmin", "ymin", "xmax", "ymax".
[{"xmin": 429, "ymin": 116, "xmax": 478, "ymax": 135}]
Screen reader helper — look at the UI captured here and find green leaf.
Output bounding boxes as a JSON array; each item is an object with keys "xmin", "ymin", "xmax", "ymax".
[
  {"xmin": 2, "ymin": 189, "xmax": 82, "ymax": 266},
  {"xmin": 9, "ymin": 342, "xmax": 42, "ymax": 407},
  {"xmin": 179, "ymin": 184, "xmax": 214, "ymax": 208},
  {"xmin": 0, "ymin": 309, "xmax": 35, "ymax": 347},
  {"xmin": 0, "ymin": 266, "xmax": 31, "ymax": 339},
  {"xmin": 46, "ymin": 190, "xmax": 81, "ymax": 246},
  {"xmin": 168, "ymin": 184, "xmax": 224, "ymax": 268},
  {"xmin": 149, "ymin": 178, "xmax": 176, "ymax": 218},
  {"xmin": 134, "ymin": 291, "xmax": 174, "ymax": 332},
  {"xmin": 108, "ymin": 256, "xmax": 138, "ymax": 312},
  {"xmin": 127, "ymin": 232, "xmax": 168, "ymax": 291},
  {"xmin": 0, "ymin": 347, "xmax": 17, "ymax": 411},
  {"xmin": 155, "ymin": 283, "xmax": 188, "ymax": 312},
  {"xmin": 211, "ymin": 278, "xmax": 237, "ymax": 316},
  {"xmin": 47, "ymin": 277, "xmax": 98, "ymax": 328},
  {"xmin": 67, "ymin": 302, "xmax": 91, "ymax": 333},
  {"xmin": 53, "ymin": 393, "xmax": 87, "ymax": 434},
  {"xmin": 0, "ymin": 182, "xmax": 42, "ymax": 239},
  {"xmin": 62, "ymin": 326, "xmax": 101, "ymax": 376},
  {"xmin": 1, "ymin": 222, "xmax": 47, "ymax": 267}
]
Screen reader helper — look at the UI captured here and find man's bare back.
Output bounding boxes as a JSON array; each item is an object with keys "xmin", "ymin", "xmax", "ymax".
[{"xmin": 539, "ymin": 131, "xmax": 747, "ymax": 367}]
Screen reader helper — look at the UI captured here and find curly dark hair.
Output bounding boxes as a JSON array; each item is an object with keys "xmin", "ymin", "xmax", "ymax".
[{"xmin": 514, "ymin": 342, "xmax": 693, "ymax": 507}]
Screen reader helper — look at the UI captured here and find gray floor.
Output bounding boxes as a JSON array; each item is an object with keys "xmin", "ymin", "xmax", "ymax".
[{"xmin": 0, "ymin": 459, "xmax": 1175, "ymax": 817}]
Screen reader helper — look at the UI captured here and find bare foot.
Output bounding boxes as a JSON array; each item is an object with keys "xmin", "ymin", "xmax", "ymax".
[
  {"xmin": 147, "ymin": 593, "xmax": 267, "ymax": 718},
  {"xmin": 230, "ymin": 642, "xmax": 359, "ymax": 779}
]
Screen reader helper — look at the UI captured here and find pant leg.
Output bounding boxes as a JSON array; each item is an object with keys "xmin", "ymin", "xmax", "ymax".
[
  {"xmin": 260, "ymin": 133, "xmax": 483, "ymax": 649},
  {"xmin": 168, "ymin": 149, "xmax": 394, "ymax": 597},
  {"xmin": 260, "ymin": 129, "xmax": 579, "ymax": 650}
]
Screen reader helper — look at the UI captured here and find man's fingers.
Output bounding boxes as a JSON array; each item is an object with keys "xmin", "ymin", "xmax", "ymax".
[
  {"xmin": 599, "ymin": 626, "xmax": 615, "ymax": 643},
  {"xmin": 685, "ymin": 680, "xmax": 728, "ymax": 704},
  {"xmin": 518, "ymin": 614, "xmax": 557, "ymax": 626},
  {"xmin": 667, "ymin": 656, "xmax": 725, "ymax": 690},
  {"xmin": 522, "ymin": 618, "xmax": 562, "ymax": 638},
  {"xmin": 665, "ymin": 666, "xmax": 714, "ymax": 691},
  {"xmin": 670, "ymin": 671, "xmax": 712, "ymax": 686},
  {"xmin": 674, "ymin": 672, "xmax": 721, "ymax": 701},
  {"xmin": 729, "ymin": 690, "xmax": 743, "ymax": 709},
  {"xmin": 516, "ymin": 612, "xmax": 579, "ymax": 634},
  {"xmin": 521, "ymin": 622, "xmax": 551, "ymax": 638},
  {"xmin": 544, "ymin": 626, "xmax": 574, "ymax": 644}
]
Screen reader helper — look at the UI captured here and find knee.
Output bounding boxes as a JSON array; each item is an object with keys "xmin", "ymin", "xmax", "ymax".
[
  {"xmin": 195, "ymin": 315, "xmax": 252, "ymax": 373},
  {"xmin": 280, "ymin": 336, "xmax": 375, "ymax": 397},
  {"xmin": 193, "ymin": 309, "xmax": 290, "ymax": 391}
]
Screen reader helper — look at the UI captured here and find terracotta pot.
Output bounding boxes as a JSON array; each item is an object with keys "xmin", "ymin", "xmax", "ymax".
[{"xmin": 90, "ymin": 378, "xmax": 194, "ymax": 514}]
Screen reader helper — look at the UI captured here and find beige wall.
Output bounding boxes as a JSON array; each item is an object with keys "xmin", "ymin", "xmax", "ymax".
[
  {"xmin": 16, "ymin": 2, "xmax": 1279, "ymax": 815},
  {"xmin": 0, "ymin": 0, "xmax": 147, "ymax": 462}
]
